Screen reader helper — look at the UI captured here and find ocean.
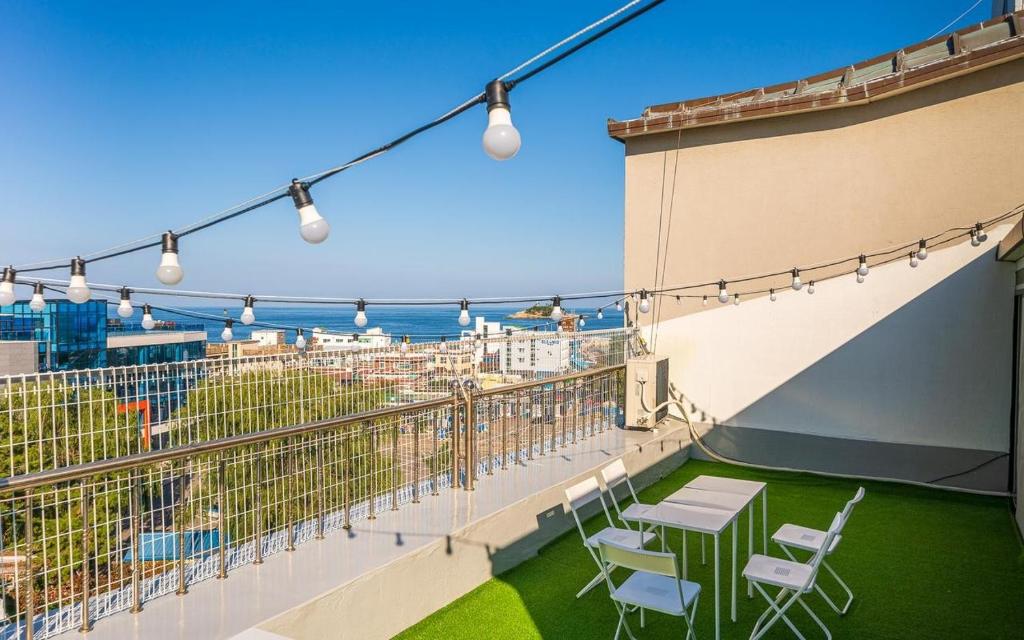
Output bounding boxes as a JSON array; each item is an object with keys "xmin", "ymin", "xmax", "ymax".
[{"xmin": 124, "ymin": 304, "xmax": 627, "ymax": 344}]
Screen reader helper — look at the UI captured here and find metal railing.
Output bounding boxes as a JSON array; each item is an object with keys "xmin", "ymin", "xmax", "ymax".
[{"xmin": 0, "ymin": 328, "xmax": 635, "ymax": 639}]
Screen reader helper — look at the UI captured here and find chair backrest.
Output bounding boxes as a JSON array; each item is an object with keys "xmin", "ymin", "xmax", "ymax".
[
  {"xmin": 838, "ymin": 487, "xmax": 866, "ymax": 533},
  {"xmin": 564, "ymin": 476, "xmax": 614, "ymax": 542},
  {"xmin": 598, "ymin": 540, "xmax": 678, "ymax": 578},
  {"xmin": 808, "ymin": 512, "xmax": 844, "ymax": 573},
  {"xmin": 600, "ymin": 460, "xmax": 641, "ymax": 507}
]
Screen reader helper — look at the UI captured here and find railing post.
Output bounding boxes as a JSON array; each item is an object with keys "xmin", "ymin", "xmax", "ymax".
[
  {"xmin": 412, "ymin": 417, "xmax": 421, "ymax": 504},
  {"xmin": 79, "ymin": 479, "xmax": 93, "ymax": 632},
  {"xmin": 528, "ymin": 390, "xmax": 535, "ymax": 460},
  {"xmin": 285, "ymin": 445, "xmax": 295, "ymax": 552},
  {"xmin": 551, "ymin": 384, "xmax": 559, "ymax": 452},
  {"xmin": 23, "ymin": 490, "xmax": 35, "ymax": 640},
  {"xmin": 368, "ymin": 424, "xmax": 377, "ymax": 520},
  {"xmin": 500, "ymin": 399, "xmax": 508, "ymax": 471},
  {"xmin": 216, "ymin": 455, "xmax": 227, "ymax": 579},
  {"xmin": 130, "ymin": 469, "xmax": 143, "ymax": 613},
  {"xmin": 175, "ymin": 462, "xmax": 188, "ymax": 594},
  {"xmin": 465, "ymin": 389, "xmax": 475, "ymax": 491},
  {"xmin": 431, "ymin": 413, "xmax": 439, "ymax": 496},
  {"xmin": 315, "ymin": 432, "xmax": 326, "ymax": 539},
  {"xmin": 451, "ymin": 396, "xmax": 461, "ymax": 489},
  {"xmin": 486, "ymin": 400, "xmax": 494, "ymax": 476},
  {"xmin": 343, "ymin": 431, "xmax": 352, "ymax": 530},
  {"xmin": 391, "ymin": 422, "xmax": 399, "ymax": 510},
  {"xmin": 254, "ymin": 452, "xmax": 264, "ymax": 564}
]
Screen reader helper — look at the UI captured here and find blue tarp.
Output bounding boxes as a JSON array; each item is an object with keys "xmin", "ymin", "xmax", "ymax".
[{"xmin": 123, "ymin": 529, "xmax": 223, "ymax": 562}]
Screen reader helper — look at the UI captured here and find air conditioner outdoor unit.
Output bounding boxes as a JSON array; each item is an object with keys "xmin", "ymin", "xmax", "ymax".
[{"xmin": 624, "ymin": 355, "xmax": 668, "ymax": 430}]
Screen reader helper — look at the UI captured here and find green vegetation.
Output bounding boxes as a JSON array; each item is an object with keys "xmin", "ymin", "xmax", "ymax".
[{"xmin": 396, "ymin": 460, "xmax": 1024, "ymax": 640}]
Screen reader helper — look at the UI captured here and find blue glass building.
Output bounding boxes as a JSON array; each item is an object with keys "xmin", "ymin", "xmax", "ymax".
[{"xmin": 0, "ymin": 300, "xmax": 109, "ymax": 370}]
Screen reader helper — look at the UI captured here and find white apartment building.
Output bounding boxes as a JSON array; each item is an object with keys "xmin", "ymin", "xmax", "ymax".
[{"xmin": 498, "ymin": 332, "xmax": 571, "ymax": 375}]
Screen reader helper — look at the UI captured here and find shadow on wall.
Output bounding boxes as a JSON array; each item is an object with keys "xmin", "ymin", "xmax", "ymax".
[
  {"xmin": 626, "ymin": 58, "xmax": 1024, "ymax": 154},
  {"xmin": 697, "ymin": 249, "xmax": 1014, "ymax": 491}
]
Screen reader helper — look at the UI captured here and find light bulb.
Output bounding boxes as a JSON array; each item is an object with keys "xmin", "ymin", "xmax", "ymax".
[
  {"xmin": 638, "ymin": 291, "xmax": 650, "ymax": 314},
  {"xmin": 702, "ymin": 295, "xmax": 708, "ymax": 306},
  {"xmin": 550, "ymin": 296, "xmax": 563, "ymax": 321},
  {"xmin": 970, "ymin": 229, "xmax": 981, "ymax": 247},
  {"xmin": 400, "ymin": 336, "xmax": 410, "ymax": 353},
  {"xmin": 240, "ymin": 295, "xmax": 256, "ymax": 325},
  {"xmin": 117, "ymin": 287, "xmax": 134, "ymax": 318},
  {"xmin": 458, "ymin": 299, "xmax": 471, "ymax": 326},
  {"xmin": 675, "ymin": 295, "xmax": 681, "ymax": 305},
  {"xmin": 807, "ymin": 281, "xmax": 816, "ymax": 294},
  {"xmin": 354, "ymin": 299, "xmax": 368, "ymax": 327},
  {"xmin": 0, "ymin": 267, "xmax": 15, "ymax": 306},
  {"xmin": 482, "ymin": 80, "xmax": 521, "ymax": 161},
  {"xmin": 916, "ymin": 239, "xmax": 928, "ymax": 261},
  {"xmin": 909, "ymin": 252, "xmax": 919, "ymax": 268},
  {"xmin": 67, "ymin": 257, "xmax": 90, "ymax": 304},
  {"xmin": 155, "ymin": 232, "xmax": 184, "ymax": 285},
  {"xmin": 221, "ymin": 320, "xmax": 234, "ymax": 342},
  {"xmin": 769, "ymin": 289, "xmax": 776, "ymax": 302},
  {"xmin": 856, "ymin": 271, "xmax": 865, "ymax": 284},
  {"xmin": 733, "ymin": 294, "xmax": 740, "ymax": 306},
  {"xmin": 439, "ymin": 337, "xmax": 447, "ymax": 353},
  {"xmin": 295, "ymin": 330, "xmax": 306, "ymax": 349},
  {"xmin": 717, "ymin": 281, "xmax": 729, "ymax": 304},
  {"xmin": 579, "ymin": 317, "xmax": 585, "ymax": 327},
  {"xmin": 976, "ymin": 223, "xmax": 988, "ymax": 242},
  {"xmin": 29, "ymin": 283, "xmax": 45, "ymax": 312},
  {"xmin": 857, "ymin": 255, "xmax": 869, "ymax": 277},
  {"xmin": 615, "ymin": 301, "xmax": 622, "ymax": 312},
  {"xmin": 790, "ymin": 268, "xmax": 802, "ymax": 291},
  {"xmin": 141, "ymin": 304, "xmax": 156, "ymax": 330},
  {"xmin": 597, "ymin": 309, "xmax": 603, "ymax": 320},
  {"xmin": 290, "ymin": 179, "xmax": 330, "ymax": 244}
]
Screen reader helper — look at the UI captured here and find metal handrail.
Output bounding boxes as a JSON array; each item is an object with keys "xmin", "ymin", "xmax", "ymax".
[{"xmin": 0, "ymin": 363, "xmax": 624, "ymax": 494}]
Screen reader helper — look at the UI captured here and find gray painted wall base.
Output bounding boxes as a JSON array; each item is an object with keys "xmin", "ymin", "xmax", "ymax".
[{"xmin": 694, "ymin": 422, "xmax": 1008, "ymax": 492}]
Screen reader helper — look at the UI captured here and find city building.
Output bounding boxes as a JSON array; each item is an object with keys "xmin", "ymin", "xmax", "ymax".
[
  {"xmin": 250, "ymin": 329, "xmax": 286, "ymax": 346},
  {"xmin": 0, "ymin": 299, "xmax": 109, "ymax": 370},
  {"xmin": 310, "ymin": 326, "xmax": 391, "ymax": 350},
  {"xmin": 499, "ymin": 330, "xmax": 571, "ymax": 374},
  {"xmin": 106, "ymin": 322, "xmax": 207, "ymax": 367}
]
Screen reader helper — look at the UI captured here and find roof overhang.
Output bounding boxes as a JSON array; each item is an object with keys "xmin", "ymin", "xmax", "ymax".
[{"xmin": 997, "ymin": 218, "xmax": 1024, "ymax": 262}]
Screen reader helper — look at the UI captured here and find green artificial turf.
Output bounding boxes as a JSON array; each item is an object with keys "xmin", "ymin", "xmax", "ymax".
[{"xmin": 395, "ymin": 460, "xmax": 1024, "ymax": 639}]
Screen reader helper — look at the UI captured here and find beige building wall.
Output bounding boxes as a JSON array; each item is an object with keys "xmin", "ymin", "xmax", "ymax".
[{"xmin": 618, "ymin": 58, "xmax": 1024, "ymax": 490}]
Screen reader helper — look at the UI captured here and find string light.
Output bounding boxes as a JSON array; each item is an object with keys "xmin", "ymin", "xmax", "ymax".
[
  {"xmin": 117, "ymin": 287, "xmax": 134, "ymax": 318},
  {"xmin": 241, "ymin": 295, "xmax": 256, "ymax": 325},
  {"xmin": 551, "ymin": 296, "xmax": 563, "ymax": 321},
  {"xmin": 141, "ymin": 304, "xmax": 156, "ymax": 330},
  {"xmin": 29, "ymin": 283, "xmax": 45, "ymax": 312},
  {"xmin": 597, "ymin": 309, "xmax": 604, "ymax": 320},
  {"xmin": 675, "ymin": 295, "xmax": 681, "ymax": 305},
  {"xmin": 718, "ymin": 280, "xmax": 729, "ymax": 304},
  {"xmin": 354, "ymin": 298, "xmax": 368, "ymax": 327},
  {"xmin": 807, "ymin": 280, "xmax": 816, "ymax": 294},
  {"xmin": 459, "ymin": 299, "xmax": 471, "ymax": 326},
  {"xmin": 733, "ymin": 293, "xmax": 740, "ymax": 306},
  {"xmin": 858, "ymin": 254, "xmax": 869, "ymax": 277},
  {"xmin": 856, "ymin": 269, "xmax": 864, "ymax": 284},
  {"xmin": 769, "ymin": 289, "xmax": 776, "ymax": 302},
  {"xmin": 221, "ymin": 319, "xmax": 234, "ymax": 342},
  {"xmin": 155, "ymin": 232, "xmax": 184, "ymax": 285},
  {"xmin": 439, "ymin": 336, "xmax": 447, "ymax": 353},
  {"xmin": 289, "ymin": 179, "xmax": 330, "ymax": 244},
  {"xmin": 917, "ymin": 239, "xmax": 928, "ymax": 260},
  {"xmin": 482, "ymin": 80, "xmax": 521, "ymax": 161},
  {"xmin": 615, "ymin": 301, "xmax": 623, "ymax": 312},
  {"xmin": 970, "ymin": 229, "xmax": 981, "ymax": 246},
  {"xmin": 790, "ymin": 268, "xmax": 802, "ymax": 291},
  {"xmin": 295, "ymin": 328, "xmax": 306, "ymax": 349},
  {"xmin": 579, "ymin": 316, "xmax": 586, "ymax": 327},
  {"xmin": 976, "ymin": 222, "xmax": 988, "ymax": 242},
  {"xmin": 0, "ymin": 267, "xmax": 15, "ymax": 306},
  {"xmin": 909, "ymin": 251, "xmax": 919, "ymax": 268},
  {"xmin": 638, "ymin": 290, "xmax": 650, "ymax": 313},
  {"xmin": 67, "ymin": 257, "xmax": 90, "ymax": 304},
  {"xmin": 702, "ymin": 295, "xmax": 708, "ymax": 306},
  {"xmin": 400, "ymin": 335, "xmax": 410, "ymax": 353}
]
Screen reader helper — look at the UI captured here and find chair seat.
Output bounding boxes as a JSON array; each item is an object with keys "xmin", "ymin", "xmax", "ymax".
[
  {"xmin": 743, "ymin": 554, "xmax": 815, "ymax": 591},
  {"xmin": 620, "ymin": 502, "xmax": 655, "ymax": 521},
  {"xmin": 612, "ymin": 571, "xmax": 701, "ymax": 615},
  {"xmin": 773, "ymin": 524, "xmax": 842, "ymax": 554},
  {"xmin": 586, "ymin": 527, "xmax": 655, "ymax": 549}
]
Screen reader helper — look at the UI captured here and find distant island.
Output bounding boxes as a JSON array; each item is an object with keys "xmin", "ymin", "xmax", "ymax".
[{"xmin": 507, "ymin": 304, "xmax": 553, "ymax": 319}]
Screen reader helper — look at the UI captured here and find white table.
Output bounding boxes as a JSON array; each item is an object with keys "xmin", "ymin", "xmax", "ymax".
[{"xmin": 624, "ymin": 501, "xmax": 737, "ymax": 640}]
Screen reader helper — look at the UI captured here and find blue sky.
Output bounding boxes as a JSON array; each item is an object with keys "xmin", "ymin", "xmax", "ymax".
[{"xmin": 0, "ymin": 1, "xmax": 993, "ymax": 301}]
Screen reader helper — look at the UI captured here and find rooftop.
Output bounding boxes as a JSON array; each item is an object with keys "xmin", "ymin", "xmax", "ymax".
[
  {"xmin": 398, "ymin": 459, "xmax": 1024, "ymax": 639},
  {"xmin": 607, "ymin": 9, "xmax": 1024, "ymax": 140}
]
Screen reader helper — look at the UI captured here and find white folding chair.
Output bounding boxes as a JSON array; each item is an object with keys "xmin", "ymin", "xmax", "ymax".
[
  {"xmin": 565, "ymin": 476, "xmax": 656, "ymax": 598},
  {"xmin": 772, "ymin": 487, "xmax": 865, "ymax": 614},
  {"xmin": 743, "ymin": 512, "xmax": 843, "ymax": 640},
  {"xmin": 600, "ymin": 460, "xmax": 664, "ymax": 543},
  {"xmin": 597, "ymin": 540, "xmax": 701, "ymax": 640}
]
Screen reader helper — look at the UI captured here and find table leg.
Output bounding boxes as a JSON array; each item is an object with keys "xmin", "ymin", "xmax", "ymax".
[
  {"xmin": 714, "ymin": 533, "xmax": 721, "ymax": 640},
  {"xmin": 731, "ymin": 519, "xmax": 737, "ymax": 622},
  {"xmin": 702, "ymin": 534, "xmax": 706, "ymax": 565},
  {"xmin": 661, "ymin": 525, "xmax": 667, "ymax": 553},
  {"xmin": 748, "ymin": 502, "xmax": 754, "ymax": 599},
  {"xmin": 682, "ymin": 529, "xmax": 688, "ymax": 579},
  {"xmin": 762, "ymin": 489, "xmax": 768, "ymax": 554}
]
